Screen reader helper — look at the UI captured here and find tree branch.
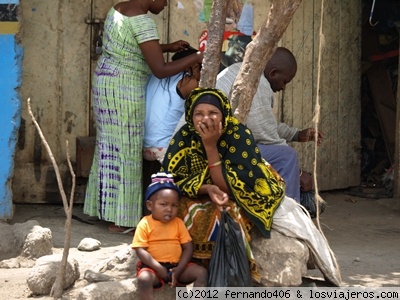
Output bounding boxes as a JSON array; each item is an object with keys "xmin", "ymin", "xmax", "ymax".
[{"xmin": 27, "ymin": 98, "xmax": 75, "ymax": 299}]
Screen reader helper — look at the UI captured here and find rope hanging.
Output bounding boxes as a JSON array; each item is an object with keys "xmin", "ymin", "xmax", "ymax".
[{"xmin": 313, "ymin": 0, "xmax": 342, "ymax": 283}]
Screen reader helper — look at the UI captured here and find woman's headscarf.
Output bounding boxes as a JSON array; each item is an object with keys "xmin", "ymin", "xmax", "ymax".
[{"xmin": 163, "ymin": 88, "xmax": 285, "ymax": 237}]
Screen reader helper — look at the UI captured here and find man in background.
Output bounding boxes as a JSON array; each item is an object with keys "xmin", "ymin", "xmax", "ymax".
[{"xmin": 216, "ymin": 47, "xmax": 323, "ymax": 203}]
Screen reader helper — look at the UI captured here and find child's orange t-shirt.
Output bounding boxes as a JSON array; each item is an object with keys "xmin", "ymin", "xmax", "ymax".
[{"xmin": 132, "ymin": 215, "xmax": 192, "ymax": 263}]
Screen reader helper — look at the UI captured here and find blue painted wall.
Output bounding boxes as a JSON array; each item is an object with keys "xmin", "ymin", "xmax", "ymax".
[{"xmin": 0, "ymin": 0, "xmax": 22, "ymax": 219}]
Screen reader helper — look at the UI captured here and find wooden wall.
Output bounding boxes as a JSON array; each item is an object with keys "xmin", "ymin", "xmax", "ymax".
[
  {"xmin": 12, "ymin": 0, "xmax": 361, "ymax": 204},
  {"xmin": 280, "ymin": 0, "xmax": 361, "ymax": 190}
]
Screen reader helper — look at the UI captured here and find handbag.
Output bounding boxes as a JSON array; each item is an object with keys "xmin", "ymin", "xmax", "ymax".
[{"xmin": 207, "ymin": 209, "xmax": 252, "ymax": 287}]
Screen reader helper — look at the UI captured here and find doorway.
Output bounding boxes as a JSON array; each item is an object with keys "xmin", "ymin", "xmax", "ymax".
[{"xmin": 358, "ymin": 0, "xmax": 399, "ymax": 198}]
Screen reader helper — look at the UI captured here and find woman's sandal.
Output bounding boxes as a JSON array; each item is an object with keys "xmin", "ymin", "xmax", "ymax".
[{"xmin": 108, "ymin": 224, "xmax": 136, "ymax": 235}]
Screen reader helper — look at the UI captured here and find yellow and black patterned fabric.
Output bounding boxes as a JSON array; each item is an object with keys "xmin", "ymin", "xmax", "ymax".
[{"xmin": 163, "ymin": 87, "xmax": 285, "ymax": 238}]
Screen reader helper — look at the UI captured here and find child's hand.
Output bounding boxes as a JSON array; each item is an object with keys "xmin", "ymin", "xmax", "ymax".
[
  {"xmin": 169, "ymin": 269, "xmax": 177, "ymax": 287},
  {"xmin": 155, "ymin": 265, "xmax": 169, "ymax": 281},
  {"xmin": 168, "ymin": 267, "xmax": 182, "ymax": 287}
]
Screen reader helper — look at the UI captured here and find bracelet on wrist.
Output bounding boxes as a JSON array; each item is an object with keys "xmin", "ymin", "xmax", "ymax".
[{"xmin": 208, "ymin": 161, "xmax": 222, "ymax": 169}]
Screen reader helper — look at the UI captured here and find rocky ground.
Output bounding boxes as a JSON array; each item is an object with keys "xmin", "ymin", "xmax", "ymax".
[{"xmin": 0, "ymin": 190, "xmax": 399, "ymax": 299}]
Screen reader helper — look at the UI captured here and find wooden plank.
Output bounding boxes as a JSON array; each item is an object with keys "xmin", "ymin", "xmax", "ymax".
[
  {"xmin": 316, "ymin": 0, "xmax": 340, "ymax": 190},
  {"xmin": 338, "ymin": 0, "xmax": 361, "ymax": 188},
  {"xmin": 281, "ymin": 0, "xmax": 317, "ymax": 185},
  {"xmin": 294, "ymin": 0, "xmax": 315, "ymax": 173}
]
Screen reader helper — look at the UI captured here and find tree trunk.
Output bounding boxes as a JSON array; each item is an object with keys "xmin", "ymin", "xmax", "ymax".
[
  {"xmin": 199, "ymin": 0, "xmax": 230, "ymax": 88},
  {"xmin": 230, "ymin": 0, "xmax": 303, "ymax": 124}
]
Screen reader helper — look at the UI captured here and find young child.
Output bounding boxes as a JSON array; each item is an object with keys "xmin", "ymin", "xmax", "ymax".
[{"xmin": 132, "ymin": 172, "xmax": 207, "ymax": 300}]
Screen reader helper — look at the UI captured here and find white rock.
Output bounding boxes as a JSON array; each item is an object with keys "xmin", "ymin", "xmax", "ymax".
[
  {"xmin": 76, "ymin": 278, "xmax": 177, "ymax": 300},
  {"xmin": 251, "ymin": 228, "xmax": 309, "ymax": 287},
  {"xmin": 77, "ymin": 238, "xmax": 101, "ymax": 251},
  {"xmin": 27, "ymin": 254, "xmax": 80, "ymax": 295},
  {"xmin": 22, "ymin": 225, "xmax": 53, "ymax": 259}
]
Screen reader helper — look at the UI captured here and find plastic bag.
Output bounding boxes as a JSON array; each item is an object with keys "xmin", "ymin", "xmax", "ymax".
[
  {"xmin": 300, "ymin": 190, "xmax": 326, "ymax": 218},
  {"xmin": 207, "ymin": 209, "xmax": 252, "ymax": 287}
]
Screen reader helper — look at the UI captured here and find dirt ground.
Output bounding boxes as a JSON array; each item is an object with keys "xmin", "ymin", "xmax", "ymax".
[{"xmin": 0, "ymin": 190, "xmax": 399, "ymax": 299}]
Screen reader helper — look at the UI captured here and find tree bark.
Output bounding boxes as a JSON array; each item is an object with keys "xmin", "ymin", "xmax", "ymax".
[
  {"xmin": 199, "ymin": 0, "xmax": 230, "ymax": 88},
  {"xmin": 230, "ymin": 0, "xmax": 303, "ymax": 123}
]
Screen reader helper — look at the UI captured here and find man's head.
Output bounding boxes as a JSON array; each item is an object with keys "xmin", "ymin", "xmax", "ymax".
[{"xmin": 263, "ymin": 47, "xmax": 297, "ymax": 92}]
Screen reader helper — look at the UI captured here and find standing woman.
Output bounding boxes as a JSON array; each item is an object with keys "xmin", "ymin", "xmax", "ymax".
[{"xmin": 84, "ymin": 0, "xmax": 203, "ymax": 233}]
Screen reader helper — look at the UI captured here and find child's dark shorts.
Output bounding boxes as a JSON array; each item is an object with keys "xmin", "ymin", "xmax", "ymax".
[{"xmin": 136, "ymin": 261, "xmax": 194, "ymax": 289}]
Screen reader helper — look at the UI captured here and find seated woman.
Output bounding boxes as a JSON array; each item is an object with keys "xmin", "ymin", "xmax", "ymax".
[
  {"xmin": 161, "ymin": 87, "xmax": 286, "ymax": 280},
  {"xmin": 162, "ymin": 88, "xmax": 341, "ymax": 286}
]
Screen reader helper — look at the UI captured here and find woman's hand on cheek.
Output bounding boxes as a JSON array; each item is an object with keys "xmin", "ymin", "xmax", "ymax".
[{"xmin": 197, "ymin": 120, "xmax": 222, "ymax": 147}]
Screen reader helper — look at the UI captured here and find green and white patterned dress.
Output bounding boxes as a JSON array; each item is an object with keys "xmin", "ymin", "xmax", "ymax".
[{"xmin": 84, "ymin": 7, "xmax": 159, "ymax": 227}]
